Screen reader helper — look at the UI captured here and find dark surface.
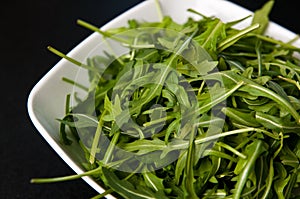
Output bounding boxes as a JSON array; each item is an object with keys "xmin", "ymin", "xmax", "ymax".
[{"xmin": 1, "ymin": 0, "xmax": 299, "ymax": 198}]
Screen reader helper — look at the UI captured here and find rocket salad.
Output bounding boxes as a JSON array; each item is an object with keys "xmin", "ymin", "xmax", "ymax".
[{"xmin": 31, "ymin": 1, "xmax": 300, "ymax": 198}]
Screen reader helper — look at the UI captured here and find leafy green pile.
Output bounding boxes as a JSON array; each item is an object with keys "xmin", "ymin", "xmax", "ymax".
[{"xmin": 32, "ymin": 1, "xmax": 300, "ymax": 198}]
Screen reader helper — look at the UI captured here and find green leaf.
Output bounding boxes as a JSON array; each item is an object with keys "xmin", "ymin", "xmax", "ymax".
[
  {"xmin": 193, "ymin": 60, "xmax": 218, "ymax": 76},
  {"xmin": 251, "ymin": 0, "xmax": 274, "ymax": 35},
  {"xmin": 222, "ymin": 107, "xmax": 261, "ymax": 127},
  {"xmin": 135, "ymin": 150, "xmax": 179, "ymax": 169},
  {"xmin": 102, "ymin": 168, "xmax": 168, "ymax": 199},
  {"xmin": 121, "ymin": 138, "xmax": 166, "ymax": 154},
  {"xmin": 183, "ymin": 126, "xmax": 198, "ymax": 199},
  {"xmin": 267, "ymin": 80, "xmax": 290, "ymax": 102},
  {"xmin": 58, "ymin": 113, "xmax": 98, "ymax": 128},
  {"xmin": 255, "ymin": 111, "xmax": 300, "ymax": 133},
  {"xmin": 197, "ymin": 81, "xmax": 245, "ymax": 114},
  {"xmin": 217, "ymin": 23, "xmax": 260, "ymax": 52},
  {"xmin": 274, "ymin": 174, "xmax": 291, "ymax": 199},
  {"xmin": 195, "ymin": 19, "xmax": 226, "ymax": 53},
  {"xmin": 233, "ymin": 140, "xmax": 267, "ymax": 199},
  {"xmin": 175, "ymin": 151, "xmax": 187, "ymax": 185},
  {"xmin": 279, "ymin": 145, "xmax": 299, "ymax": 168},
  {"xmin": 143, "ymin": 172, "xmax": 165, "ymax": 192},
  {"xmin": 204, "ymin": 70, "xmax": 300, "ymax": 123}
]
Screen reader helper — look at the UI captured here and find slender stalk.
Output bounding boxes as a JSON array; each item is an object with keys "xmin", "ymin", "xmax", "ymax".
[
  {"xmin": 255, "ymin": 40, "xmax": 262, "ymax": 77},
  {"xmin": 65, "ymin": 94, "xmax": 71, "ymax": 114},
  {"xmin": 216, "ymin": 142, "xmax": 247, "ymax": 159},
  {"xmin": 90, "ymin": 110, "xmax": 107, "ymax": 164},
  {"xmin": 90, "ymin": 189, "xmax": 113, "ymax": 199},
  {"xmin": 77, "ymin": 19, "xmax": 129, "ymax": 44},
  {"xmin": 47, "ymin": 46, "xmax": 99, "ymax": 72},
  {"xmin": 217, "ymin": 23, "xmax": 260, "ymax": 52},
  {"xmin": 187, "ymin": 8, "xmax": 208, "ymax": 19},
  {"xmin": 195, "ymin": 128, "xmax": 254, "ymax": 145},
  {"xmin": 278, "ymin": 75, "xmax": 300, "ymax": 91},
  {"xmin": 196, "ymin": 81, "xmax": 244, "ymax": 114},
  {"xmin": 143, "ymin": 115, "xmax": 173, "ymax": 127},
  {"xmin": 253, "ymin": 34, "xmax": 300, "ymax": 52},
  {"xmin": 62, "ymin": 77, "xmax": 89, "ymax": 92},
  {"xmin": 102, "ymin": 132, "xmax": 120, "ymax": 164},
  {"xmin": 260, "ymin": 158, "xmax": 274, "ymax": 199},
  {"xmin": 30, "ymin": 166, "xmax": 101, "ymax": 183},
  {"xmin": 184, "ymin": 126, "xmax": 198, "ymax": 199}
]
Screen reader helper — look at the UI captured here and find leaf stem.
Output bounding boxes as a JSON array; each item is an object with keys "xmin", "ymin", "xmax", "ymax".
[
  {"xmin": 216, "ymin": 142, "xmax": 247, "ymax": 159},
  {"xmin": 184, "ymin": 125, "xmax": 198, "ymax": 199},
  {"xmin": 102, "ymin": 131, "xmax": 120, "ymax": 164},
  {"xmin": 260, "ymin": 158, "xmax": 274, "ymax": 199},
  {"xmin": 62, "ymin": 77, "xmax": 89, "ymax": 92},
  {"xmin": 255, "ymin": 40, "xmax": 262, "ymax": 77},
  {"xmin": 187, "ymin": 8, "xmax": 208, "ymax": 19},
  {"xmin": 30, "ymin": 166, "xmax": 101, "ymax": 183},
  {"xmin": 47, "ymin": 46, "xmax": 99, "ymax": 72},
  {"xmin": 195, "ymin": 128, "xmax": 255, "ymax": 145},
  {"xmin": 217, "ymin": 23, "xmax": 260, "ymax": 52},
  {"xmin": 91, "ymin": 189, "xmax": 113, "ymax": 199},
  {"xmin": 197, "ymin": 81, "xmax": 244, "ymax": 114},
  {"xmin": 90, "ymin": 110, "xmax": 107, "ymax": 164},
  {"xmin": 277, "ymin": 75, "xmax": 300, "ymax": 91},
  {"xmin": 77, "ymin": 19, "xmax": 129, "ymax": 44}
]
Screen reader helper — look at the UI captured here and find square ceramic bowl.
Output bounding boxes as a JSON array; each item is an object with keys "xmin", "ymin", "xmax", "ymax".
[{"xmin": 27, "ymin": 0, "xmax": 300, "ymax": 198}]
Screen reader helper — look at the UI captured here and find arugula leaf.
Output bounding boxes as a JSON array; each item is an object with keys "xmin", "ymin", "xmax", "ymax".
[
  {"xmin": 233, "ymin": 140, "xmax": 267, "ymax": 199},
  {"xmin": 251, "ymin": 0, "xmax": 274, "ymax": 35},
  {"xmin": 102, "ymin": 167, "xmax": 169, "ymax": 199}
]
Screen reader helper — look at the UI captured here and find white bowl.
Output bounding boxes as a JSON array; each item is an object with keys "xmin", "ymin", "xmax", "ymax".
[{"xmin": 27, "ymin": 0, "xmax": 300, "ymax": 197}]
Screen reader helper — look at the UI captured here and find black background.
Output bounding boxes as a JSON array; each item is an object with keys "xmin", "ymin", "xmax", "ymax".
[{"xmin": 1, "ymin": 0, "xmax": 299, "ymax": 198}]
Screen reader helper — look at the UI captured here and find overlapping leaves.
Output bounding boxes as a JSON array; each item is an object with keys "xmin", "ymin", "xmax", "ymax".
[{"xmin": 53, "ymin": 1, "xmax": 300, "ymax": 198}]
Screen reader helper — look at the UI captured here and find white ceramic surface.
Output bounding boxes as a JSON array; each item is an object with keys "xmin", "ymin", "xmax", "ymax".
[{"xmin": 27, "ymin": 0, "xmax": 300, "ymax": 197}]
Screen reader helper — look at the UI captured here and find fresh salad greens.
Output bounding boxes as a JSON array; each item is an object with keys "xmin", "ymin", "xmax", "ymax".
[{"xmin": 31, "ymin": 1, "xmax": 300, "ymax": 198}]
